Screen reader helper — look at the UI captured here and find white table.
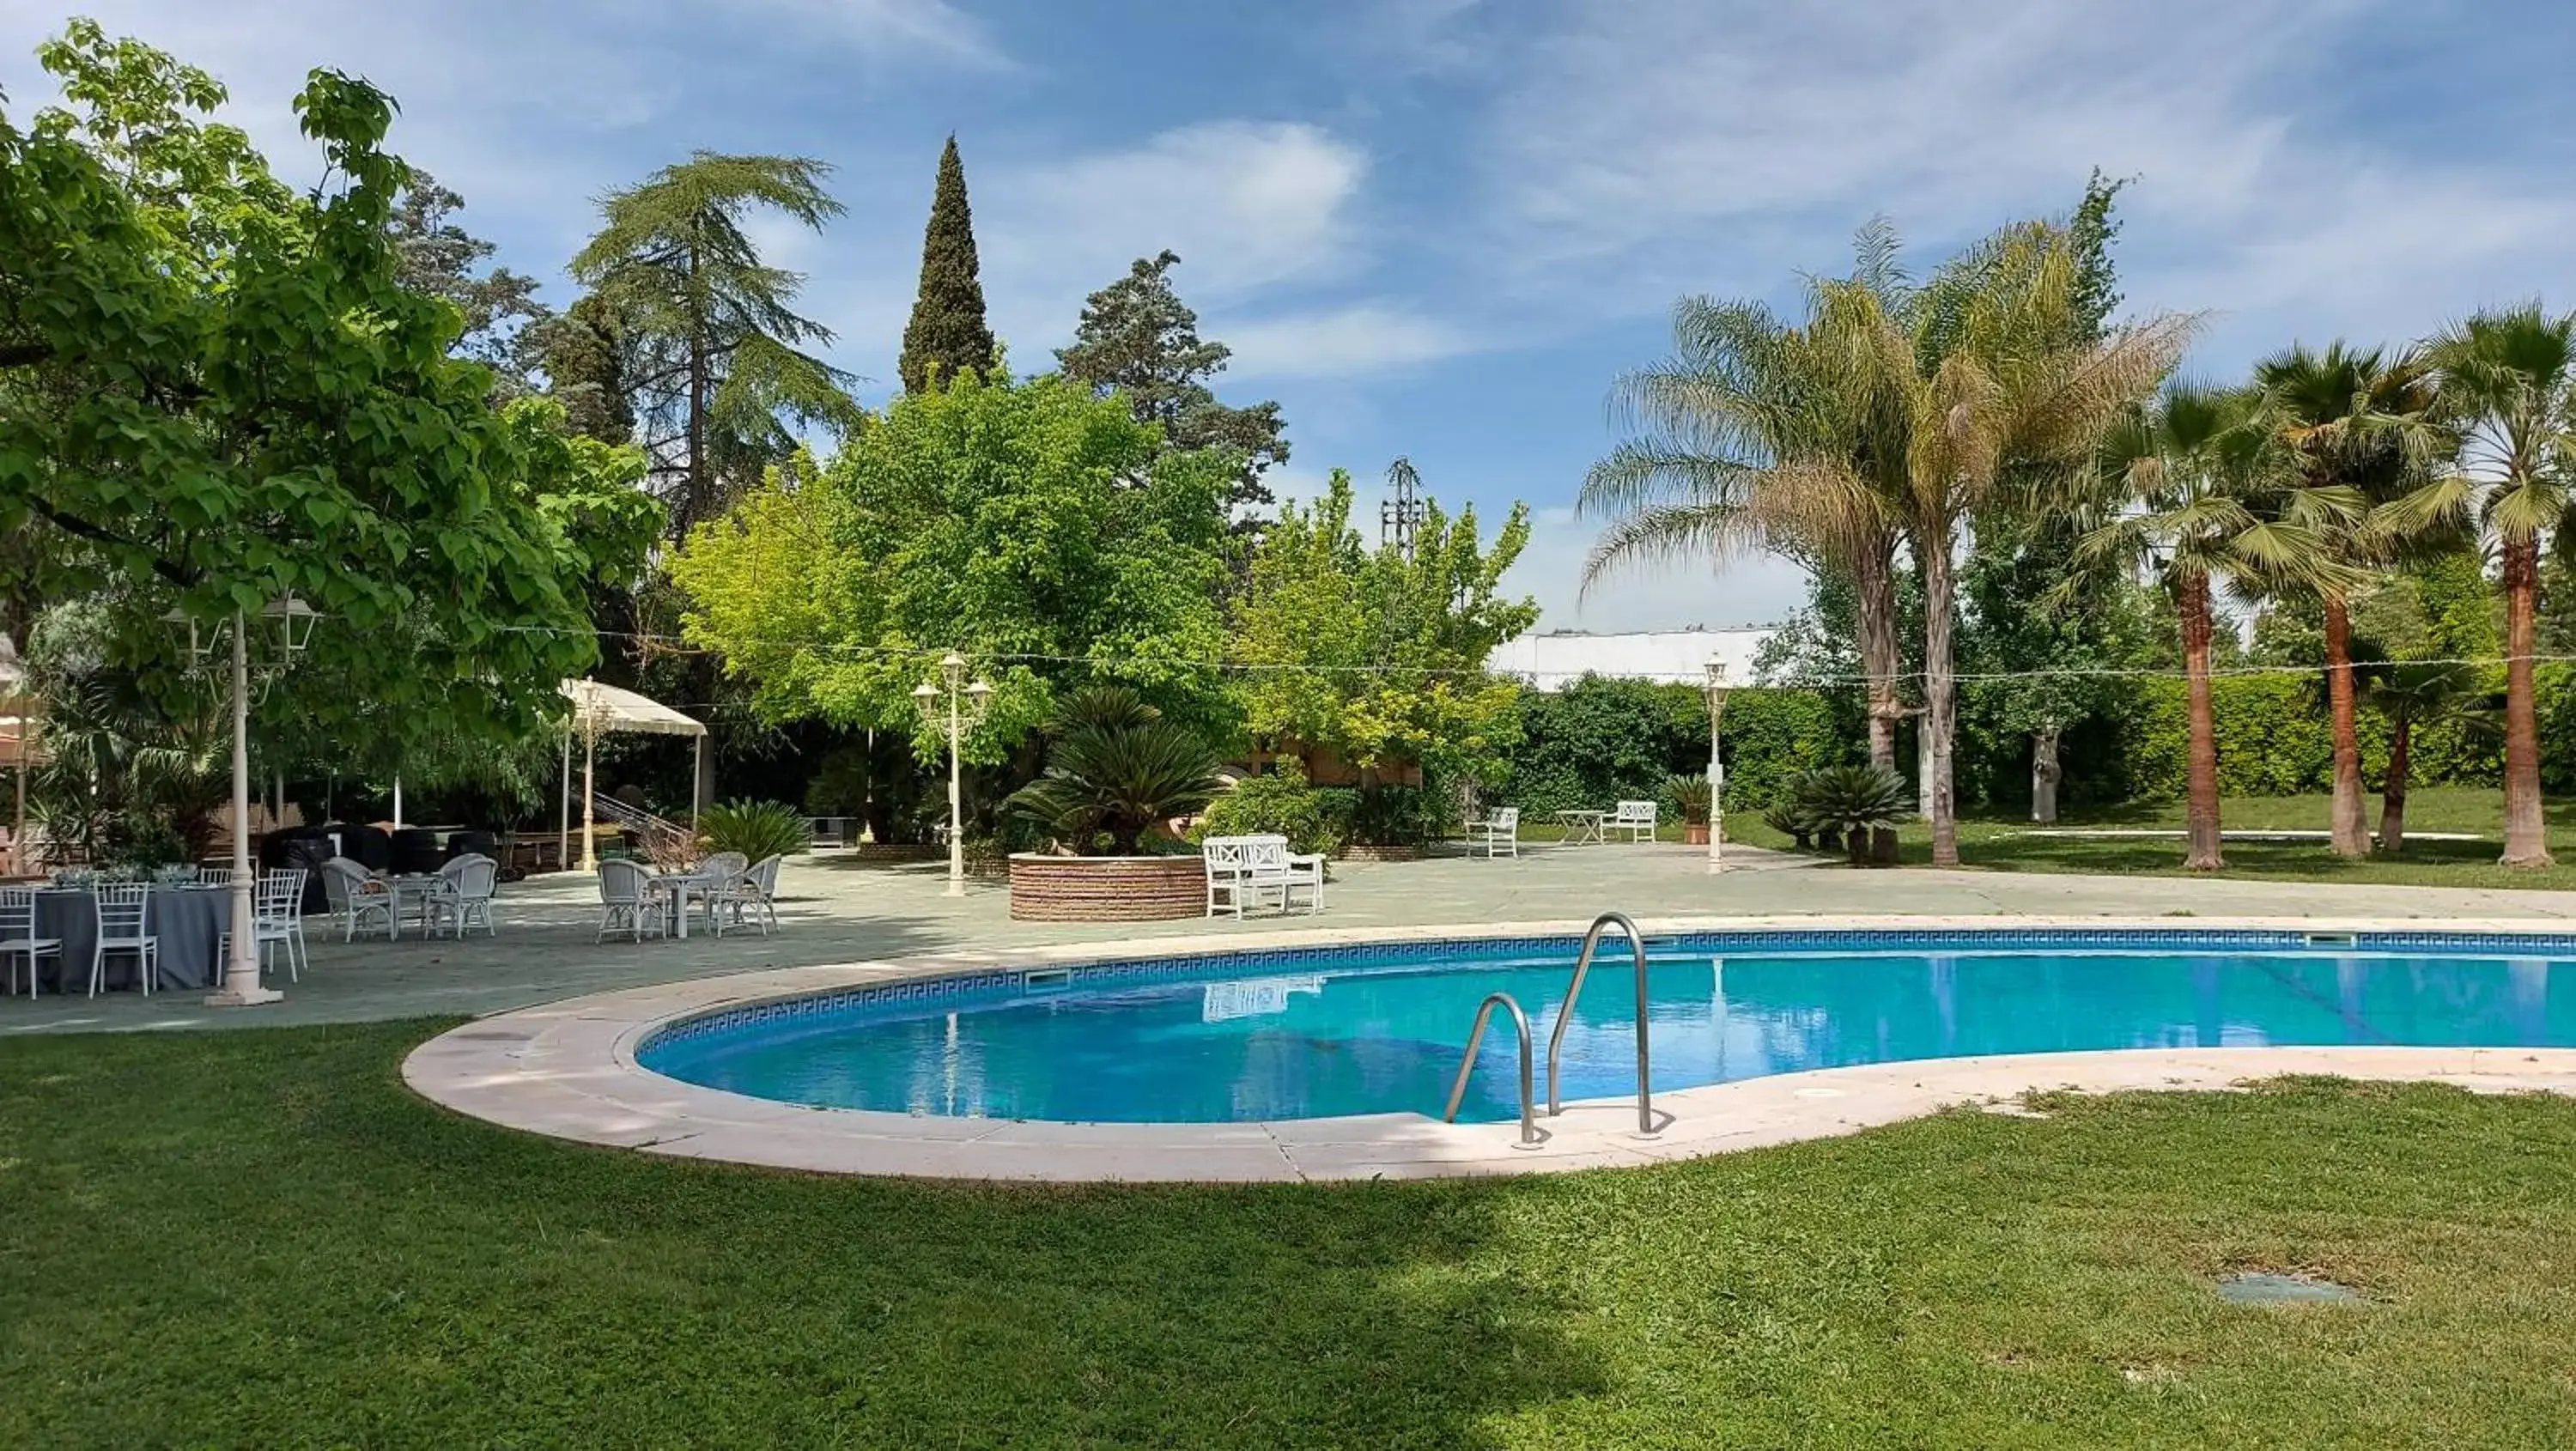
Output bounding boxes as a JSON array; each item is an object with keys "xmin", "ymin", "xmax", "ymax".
[
  {"xmin": 653, "ymin": 871, "xmax": 714, "ymax": 939},
  {"xmin": 383, "ymin": 873, "xmax": 447, "ymax": 941},
  {"xmin": 1554, "ymin": 810, "xmax": 1607, "ymax": 846}
]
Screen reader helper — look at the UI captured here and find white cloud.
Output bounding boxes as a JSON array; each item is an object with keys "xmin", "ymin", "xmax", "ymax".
[
  {"xmin": 1505, "ymin": 507, "xmax": 1808, "ymax": 634},
  {"xmin": 726, "ymin": 0, "xmax": 1007, "ymax": 70},
  {"xmin": 982, "ymin": 121, "xmax": 1370, "ymax": 307},
  {"xmin": 1216, "ymin": 303, "xmax": 1473, "ymax": 380}
]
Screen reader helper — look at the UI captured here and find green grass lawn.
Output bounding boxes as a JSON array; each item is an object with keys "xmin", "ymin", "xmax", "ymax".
[
  {"xmin": 1712, "ymin": 785, "xmax": 2576, "ymax": 890},
  {"xmin": 6, "ymin": 1024, "xmax": 2575, "ymax": 1447}
]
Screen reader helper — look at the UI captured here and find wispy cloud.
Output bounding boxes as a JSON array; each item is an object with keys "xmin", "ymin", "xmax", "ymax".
[{"xmin": 1216, "ymin": 303, "xmax": 1473, "ymax": 380}]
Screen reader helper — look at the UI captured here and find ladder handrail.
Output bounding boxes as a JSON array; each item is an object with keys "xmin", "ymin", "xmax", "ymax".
[
  {"xmin": 1442, "ymin": 991, "xmax": 1542, "ymax": 1145},
  {"xmin": 1544, "ymin": 911, "xmax": 1655, "ymax": 1133}
]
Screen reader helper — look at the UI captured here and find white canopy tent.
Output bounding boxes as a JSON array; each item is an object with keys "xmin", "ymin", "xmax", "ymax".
[{"xmin": 559, "ymin": 678, "xmax": 707, "ymax": 871}]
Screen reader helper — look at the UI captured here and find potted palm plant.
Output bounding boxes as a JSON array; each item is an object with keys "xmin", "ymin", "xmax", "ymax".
[
  {"xmin": 1666, "ymin": 774, "xmax": 1714, "ymax": 846},
  {"xmin": 1003, "ymin": 689, "xmax": 1228, "ymax": 921}
]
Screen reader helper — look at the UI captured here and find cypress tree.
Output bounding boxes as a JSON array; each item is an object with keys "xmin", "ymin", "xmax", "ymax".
[{"xmin": 898, "ymin": 136, "xmax": 997, "ymax": 394}]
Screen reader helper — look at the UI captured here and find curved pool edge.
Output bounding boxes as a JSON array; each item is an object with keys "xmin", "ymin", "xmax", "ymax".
[{"xmin": 400, "ymin": 914, "xmax": 2576, "ymax": 1183}]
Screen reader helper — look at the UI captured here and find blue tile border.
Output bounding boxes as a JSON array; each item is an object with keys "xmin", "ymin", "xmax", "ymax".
[{"xmin": 633, "ymin": 926, "xmax": 2576, "ymax": 1062}]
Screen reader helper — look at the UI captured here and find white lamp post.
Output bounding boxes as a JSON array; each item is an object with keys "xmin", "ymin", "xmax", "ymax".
[
  {"xmin": 914, "ymin": 653, "xmax": 992, "ymax": 898},
  {"xmin": 1703, "ymin": 658, "xmax": 1730, "ymax": 875},
  {"xmin": 170, "ymin": 596, "xmax": 319, "ymax": 1007}
]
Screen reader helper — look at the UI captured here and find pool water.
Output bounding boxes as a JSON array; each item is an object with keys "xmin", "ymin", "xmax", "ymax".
[{"xmin": 638, "ymin": 947, "xmax": 2576, "ymax": 1124}]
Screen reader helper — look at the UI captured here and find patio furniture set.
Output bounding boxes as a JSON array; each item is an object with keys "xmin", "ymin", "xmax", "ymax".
[
  {"xmin": 594, "ymin": 853, "xmax": 782, "ymax": 943},
  {"xmin": 1462, "ymin": 799, "xmax": 1659, "ymax": 858},
  {"xmin": 0, "ymin": 865, "xmax": 305, "ymax": 997},
  {"xmin": 318, "ymin": 853, "xmax": 502, "ymax": 943}
]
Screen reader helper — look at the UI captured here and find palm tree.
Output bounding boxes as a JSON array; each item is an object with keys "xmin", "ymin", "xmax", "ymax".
[
  {"xmin": 2400, "ymin": 304, "xmax": 2576, "ymax": 866},
  {"xmin": 2363, "ymin": 661, "xmax": 2494, "ymax": 855},
  {"xmin": 2252, "ymin": 342, "xmax": 2441, "ymax": 858},
  {"xmin": 1580, "ymin": 226, "xmax": 1911, "ymax": 774},
  {"xmin": 1823, "ymin": 223, "xmax": 2194, "ymax": 865},
  {"xmin": 2069, "ymin": 383, "xmax": 2354, "ymax": 870}
]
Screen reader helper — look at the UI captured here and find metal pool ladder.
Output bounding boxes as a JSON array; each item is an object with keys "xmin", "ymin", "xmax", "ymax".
[
  {"xmin": 1442, "ymin": 912, "xmax": 1658, "ymax": 1143},
  {"xmin": 1546, "ymin": 913, "xmax": 1656, "ymax": 1134},
  {"xmin": 1441, "ymin": 993, "xmax": 1543, "ymax": 1145}
]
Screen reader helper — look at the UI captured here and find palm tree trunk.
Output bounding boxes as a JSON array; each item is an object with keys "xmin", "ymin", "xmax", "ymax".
[
  {"xmin": 1856, "ymin": 549, "xmax": 1901, "ymax": 774},
  {"xmin": 2500, "ymin": 535, "xmax": 2553, "ymax": 866},
  {"xmin": 2324, "ymin": 597, "xmax": 2368, "ymax": 858},
  {"xmin": 1856, "ymin": 547, "xmax": 1904, "ymax": 865},
  {"xmin": 2179, "ymin": 574, "xmax": 2224, "ymax": 871},
  {"xmin": 2379, "ymin": 711, "xmax": 2410, "ymax": 857},
  {"xmin": 1922, "ymin": 531, "xmax": 1959, "ymax": 866}
]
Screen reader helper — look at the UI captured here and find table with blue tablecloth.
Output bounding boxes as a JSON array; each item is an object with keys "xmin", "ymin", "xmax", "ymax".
[{"xmin": 32, "ymin": 885, "xmax": 231, "ymax": 993}]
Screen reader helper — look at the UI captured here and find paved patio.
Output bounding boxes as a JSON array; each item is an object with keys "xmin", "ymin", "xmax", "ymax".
[{"xmin": 8, "ymin": 841, "xmax": 2574, "ymax": 1035}]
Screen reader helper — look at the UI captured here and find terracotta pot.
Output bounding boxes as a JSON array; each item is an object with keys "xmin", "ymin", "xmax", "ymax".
[
  {"xmin": 1007, "ymin": 853, "xmax": 1206, "ymax": 921},
  {"xmin": 1682, "ymin": 823, "xmax": 1710, "ymax": 845}
]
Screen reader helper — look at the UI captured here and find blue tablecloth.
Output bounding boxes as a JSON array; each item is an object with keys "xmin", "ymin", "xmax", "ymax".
[{"xmin": 33, "ymin": 885, "xmax": 230, "ymax": 993}]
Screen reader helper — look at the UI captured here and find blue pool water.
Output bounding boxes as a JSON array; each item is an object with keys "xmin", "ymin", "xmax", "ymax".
[{"xmin": 637, "ymin": 940, "xmax": 2576, "ymax": 1124}]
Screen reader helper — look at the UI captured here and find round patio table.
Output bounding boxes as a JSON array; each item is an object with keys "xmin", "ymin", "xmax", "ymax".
[{"xmin": 32, "ymin": 884, "xmax": 229, "ymax": 993}]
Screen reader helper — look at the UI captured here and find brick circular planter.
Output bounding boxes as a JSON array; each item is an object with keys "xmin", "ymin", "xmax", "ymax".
[
  {"xmin": 1336, "ymin": 844, "xmax": 1427, "ymax": 863},
  {"xmin": 1007, "ymin": 853, "xmax": 1205, "ymax": 921}
]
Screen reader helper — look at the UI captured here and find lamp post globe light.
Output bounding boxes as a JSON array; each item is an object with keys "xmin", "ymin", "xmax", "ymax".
[
  {"xmin": 167, "ymin": 595, "xmax": 319, "ymax": 1007},
  {"xmin": 915, "ymin": 652, "xmax": 993, "ymax": 898},
  {"xmin": 1703, "ymin": 658, "xmax": 1730, "ymax": 876}
]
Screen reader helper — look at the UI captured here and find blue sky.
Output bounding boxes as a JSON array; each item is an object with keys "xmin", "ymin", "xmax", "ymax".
[{"xmin": 9, "ymin": 1, "xmax": 2576, "ymax": 629}]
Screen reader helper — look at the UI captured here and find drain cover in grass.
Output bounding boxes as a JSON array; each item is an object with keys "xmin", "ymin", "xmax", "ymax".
[{"xmin": 2218, "ymin": 1272, "xmax": 2364, "ymax": 1306}]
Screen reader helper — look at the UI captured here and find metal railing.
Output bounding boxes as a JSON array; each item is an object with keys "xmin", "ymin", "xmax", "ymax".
[
  {"xmin": 1545, "ymin": 911, "xmax": 1657, "ymax": 1135},
  {"xmin": 1441, "ymin": 991, "xmax": 1543, "ymax": 1146}
]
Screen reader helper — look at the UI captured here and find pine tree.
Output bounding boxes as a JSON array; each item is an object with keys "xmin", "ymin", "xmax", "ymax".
[
  {"xmin": 570, "ymin": 152, "xmax": 860, "ymax": 537},
  {"xmin": 898, "ymin": 136, "xmax": 996, "ymax": 394},
  {"xmin": 1057, "ymin": 250, "xmax": 1288, "ymax": 518}
]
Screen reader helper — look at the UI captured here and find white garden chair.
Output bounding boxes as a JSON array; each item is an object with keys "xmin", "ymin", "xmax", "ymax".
[
  {"xmin": 717, "ymin": 854, "xmax": 782, "ymax": 937},
  {"xmin": 1607, "ymin": 799, "xmax": 1660, "ymax": 843},
  {"xmin": 319, "ymin": 857, "xmax": 397, "ymax": 942},
  {"xmin": 1464, "ymin": 806, "xmax": 1521, "ymax": 859},
  {"xmin": 426, "ymin": 854, "xmax": 500, "ymax": 939},
  {"xmin": 0, "ymin": 885, "xmax": 61, "ymax": 999},
  {"xmin": 1203, "ymin": 835, "xmax": 1322, "ymax": 917},
  {"xmin": 89, "ymin": 882, "xmax": 159, "ymax": 997},
  {"xmin": 218, "ymin": 869, "xmax": 308, "ymax": 981},
  {"xmin": 596, "ymin": 859, "xmax": 663, "ymax": 943}
]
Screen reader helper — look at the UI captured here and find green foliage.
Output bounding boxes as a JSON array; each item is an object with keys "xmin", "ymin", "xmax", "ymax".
[
  {"xmin": 1057, "ymin": 250, "xmax": 1287, "ymax": 520},
  {"xmin": 898, "ymin": 136, "xmax": 996, "ymax": 395},
  {"xmin": 0, "ymin": 23, "xmax": 642, "ymax": 768},
  {"xmin": 537, "ymin": 293, "xmax": 637, "ymax": 446},
  {"xmin": 1348, "ymin": 784, "xmax": 1447, "ymax": 848},
  {"xmin": 1664, "ymin": 774, "xmax": 1712, "ymax": 826},
  {"xmin": 1197, "ymin": 762, "xmax": 1347, "ymax": 858},
  {"xmin": 1005, "ymin": 689, "xmax": 1228, "ymax": 856},
  {"xmin": 671, "ymin": 373, "xmax": 1239, "ymax": 754},
  {"xmin": 1506, "ymin": 675, "xmax": 1692, "ymax": 816},
  {"xmin": 388, "ymin": 170, "xmax": 549, "ymax": 396},
  {"xmin": 1232, "ymin": 469, "xmax": 1537, "ymax": 783},
  {"xmin": 801, "ymin": 736, "xmax": 936, "ymax": 845},
  {"xmin": 571, "ymin": 151, "xmax": 860, "ymax": 535},
  {"xmin": 696, "ymin": 798, "xmax": 811, "ymax": 862},
  {"xmin": 1790, "ymin": 765, "xmax": 1912, "ymax": 865}
]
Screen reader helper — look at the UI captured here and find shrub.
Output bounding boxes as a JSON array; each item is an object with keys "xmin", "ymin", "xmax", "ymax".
[
  {"xmin": 1005, "ymin": 689, "xmax": 1228, "ymax": 856},
  {"xmin": 1664, "ymin": 774, "xmax": 1712, "ymax": 827},
  {"xmin": 1350, "ymin": 783, "xmax": 1445, "ymax": 847},
  {"xmin": 1197, "ymin": 763, "xmax": 1348, "ymax": 857},
  {"xmin": 698, "ymin": 799, "xmax": 812, "ymax": 863},
  {"xmin": 1789, "ymin": 765, "xmax": 1911, "ymax": 866}
]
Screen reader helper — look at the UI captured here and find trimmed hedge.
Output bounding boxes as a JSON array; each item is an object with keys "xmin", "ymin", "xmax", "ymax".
[{"xmin": 1495, "ymin": 667, "xmax": 2546, "ymax": 815}]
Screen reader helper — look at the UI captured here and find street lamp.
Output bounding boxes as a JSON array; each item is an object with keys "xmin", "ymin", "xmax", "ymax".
[
  {"xmin": 167, "ymin": 595, "xmax": 320, "ymax": 1007},
  {"xmin": 914, "ymin": 652, "xmax": 992, "ymax": 898},
  {"xmin": 1702, "ymin": 658, "xmax": 1730, "ymax": 876}
]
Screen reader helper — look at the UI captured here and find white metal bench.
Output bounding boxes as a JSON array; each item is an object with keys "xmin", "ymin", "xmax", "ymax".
[
  {"xmin": 1463, "ymin": 805, "xmax": 1520, "ymax": 859},
  {"xmin": 1203, "ymin": 834, "xmax": 1325, "ymax": 917},
  {"xmin": 1607, "ymin": 799, "xmax": 1659, "ymax": 843}
]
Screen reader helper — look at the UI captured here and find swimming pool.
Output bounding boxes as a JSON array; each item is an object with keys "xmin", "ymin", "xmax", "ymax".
[{"xmin": 637, "ymin": 931, "xmax": 2576, "ymax": 1125}]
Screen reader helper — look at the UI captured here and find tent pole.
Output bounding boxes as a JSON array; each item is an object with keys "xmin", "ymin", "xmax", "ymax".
[
  {"xmin": 691, "ymin": 736, "xmax": 704, "ymax": 829},
  {"xmin": 392, "ymin": 775, "xmax": 404, "ymax": 830},
  {"xmin": 558, "ymin": 731, "xmax": 571, "ymax": 871},
  {"xmin": 580, "ymin": 731, "xmax": 598, "ymax": 872}
]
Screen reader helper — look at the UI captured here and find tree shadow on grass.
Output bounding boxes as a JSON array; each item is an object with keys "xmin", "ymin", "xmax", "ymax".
[{"xmin": 0, "ymin": 1023, "xmax": 1609, "ymax": 1448}]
